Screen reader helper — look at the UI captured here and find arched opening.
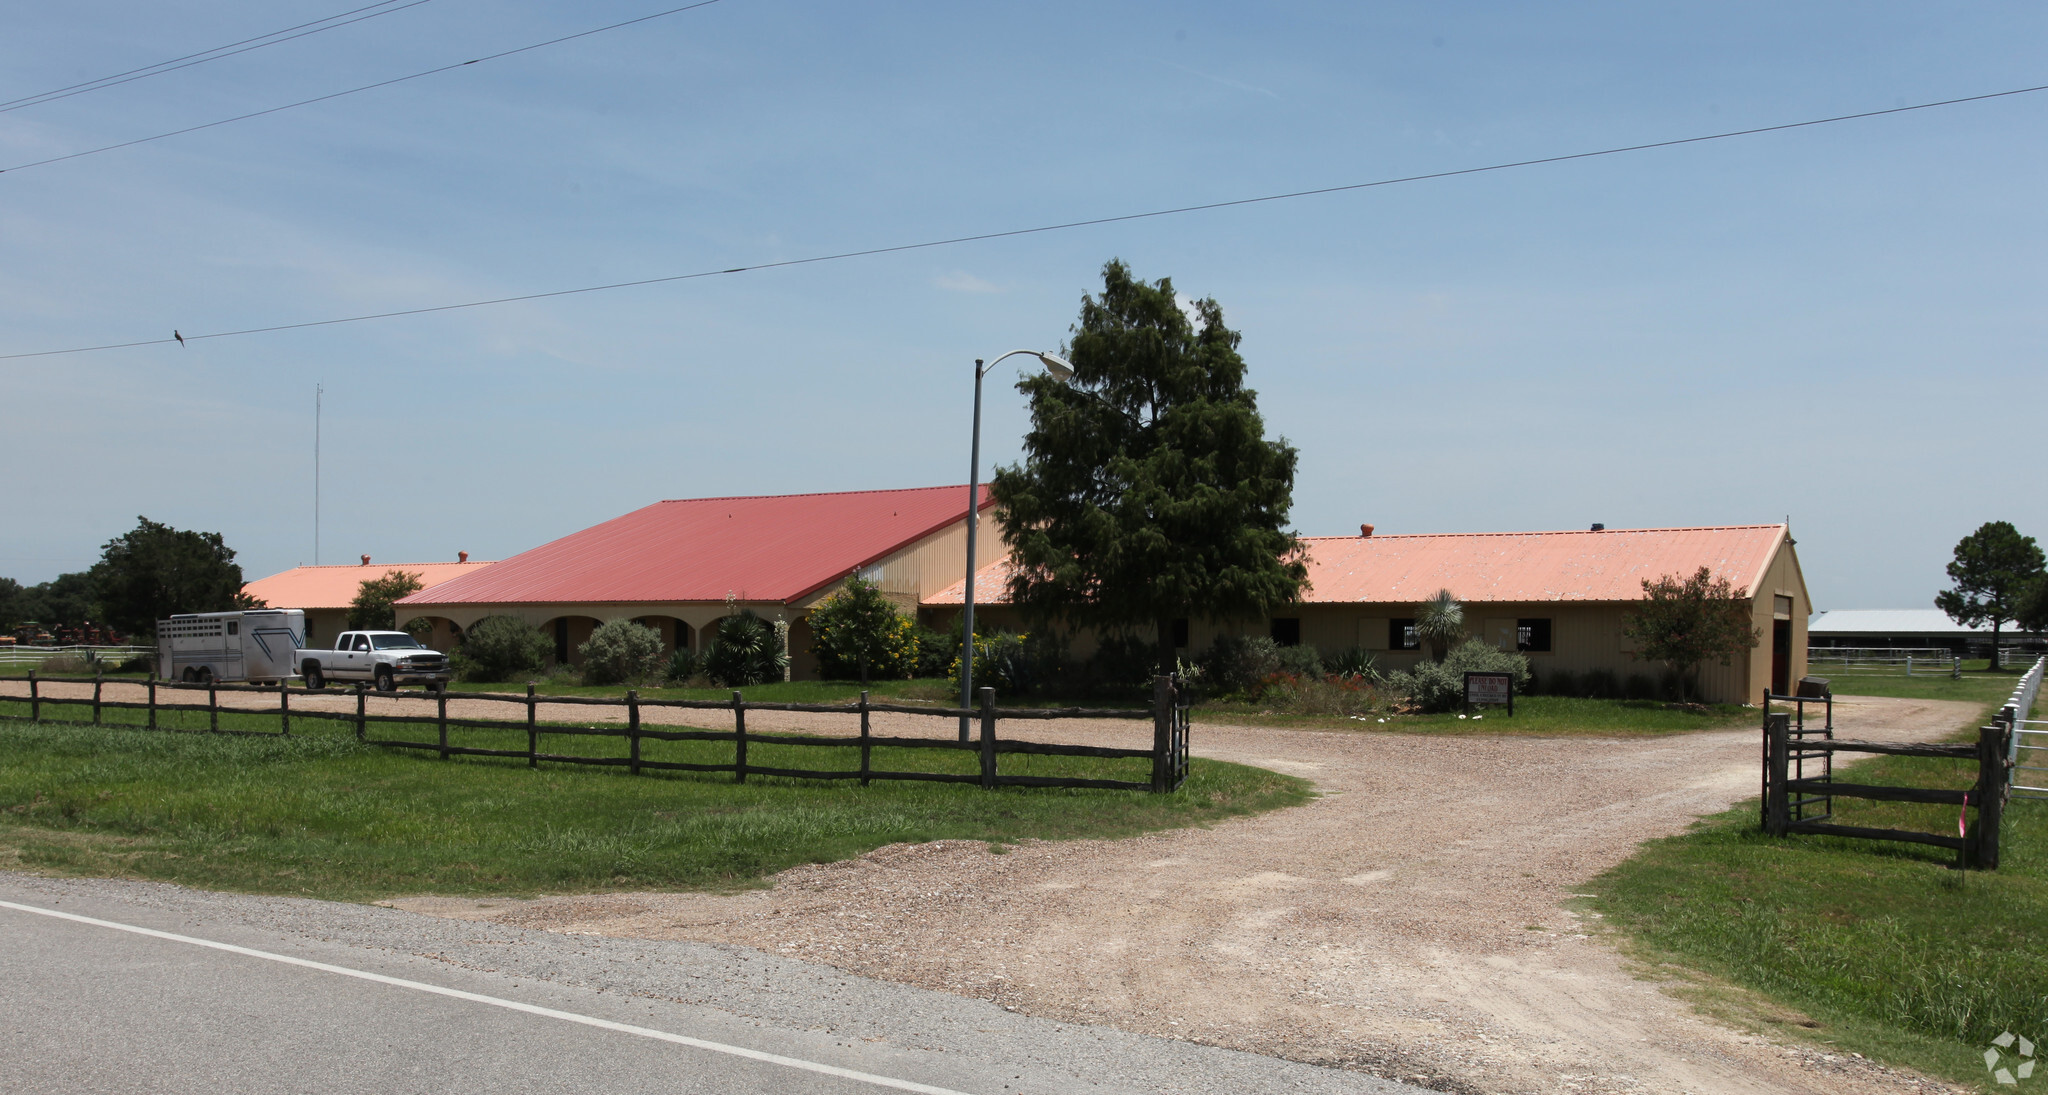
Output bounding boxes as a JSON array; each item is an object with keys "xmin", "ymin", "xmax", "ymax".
[
  {"xmin": 396, "ymin": 615, "xmax": 463, "ymax": 651},
  {"xmin": 633, "ymin": 616, "xmax": 693, "ymax": 658},
  {"xmin": 537, "ymin": 615, "xmax": 605, "ymax": 667}
]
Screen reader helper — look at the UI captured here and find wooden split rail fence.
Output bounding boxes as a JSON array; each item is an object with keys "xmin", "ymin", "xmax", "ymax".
[
  {"xmin": 1, "ymin": 671, "xmax": 1196, "ymax": 794},
  {"xmin": 1761, "ymin": 688, "xmax": 2013, "ymax": 869}
]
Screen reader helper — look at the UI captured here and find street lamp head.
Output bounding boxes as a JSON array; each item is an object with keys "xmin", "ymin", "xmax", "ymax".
[{"xmin": 982, "ymin": 348, "xmax": 1074, "ymax": 382}]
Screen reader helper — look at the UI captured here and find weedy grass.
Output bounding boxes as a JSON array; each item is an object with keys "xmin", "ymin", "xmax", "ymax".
[
  {"xmin": 1198, "ymin": 693, "xmax": 1755, "ymax": 736},
  {"xmin": 1592, "ymin": 694, "xmax": 2045, "ymax": 1091},
  {"xmin": 0, "ymin": 708, "xmax": 1307, "ymax": 902}
]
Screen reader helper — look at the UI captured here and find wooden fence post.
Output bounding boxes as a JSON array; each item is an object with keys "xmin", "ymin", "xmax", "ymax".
[
  {"xmin": 1765, "ymin": 712, "xmax": 1790, "ymax": 836},
  {"xmin": 208, "ymin": 678, "xmax": 219, "ymax": 733},
  {"xmin": 858, "ymin": 690, "xmax": 871, "ymax": 787},
  {"xmin": 437, "ymin": 690, "xmax": 449, "ymax": 760},
  {"xmin": 28, "ymin": 669, "xmax": 37, "ymax": 723},
  {"xmin": 1152, "ymin": 675, "xmax": 1172, "ymax": 793},
  {"xmin": 92, "ymin": 669, "xmax": 103, "ymax": 726},
  {"xmin": 627, "ymin": 689, "xmax": 641, "ymax": 776},
  {"xmin": 1976, "ymin": 720, "xmax": 2007, "ymax": 869},
  {"xmin": 354, "ymin": 683, "xmax": 367, "ymax": 742},
  {"xmin": 526, "ymin": 682, "xmax": 538, "ymax": 768},
  {"xmin": 147, "ymin": 672, "xmax": 157, "ymax": 731},
  {"xmin": 279, "ymin": 678, "xmax": 291, "ymax": 736},
  {"xmin": 978, "ymin": 687, "xmax": 997, "ymax": 790},
  {"xmin": 732, "ymin": 691, "xmax": 747, "ymax": 784}
]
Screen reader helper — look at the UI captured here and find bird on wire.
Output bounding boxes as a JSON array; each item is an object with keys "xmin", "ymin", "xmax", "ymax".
[{"xmin": 173, "ymin": 330, "xmax": 184, "ymax": 345}]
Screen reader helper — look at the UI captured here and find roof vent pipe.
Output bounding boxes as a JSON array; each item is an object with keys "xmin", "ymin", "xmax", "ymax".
[
  {"xmin": 1590, "ymin": 523, "xmax": 1605, "ymax": 532},
  {"xmin": 458, "ymin": 550, "xmax": 469, "ymax": 562},
  {"xmin": 1360, "ymin": 523, "xmax": 1375, "ymax": 537},
  {"xmin": 360, "ymin": 554, "xmax": 371, "ymax": 565}
]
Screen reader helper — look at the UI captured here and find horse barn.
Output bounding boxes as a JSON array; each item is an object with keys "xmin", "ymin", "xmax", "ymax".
[
  {"xmin": 389, "ymin": 485, "xmax": 1003, "ymax": 680},
  {"xmin": 931, "ymin": 523, "xmax": 1811, "ymax": 705},
  {"xmin": 241, "ymin": 555, "xmax": 495, "ymax": 649}
]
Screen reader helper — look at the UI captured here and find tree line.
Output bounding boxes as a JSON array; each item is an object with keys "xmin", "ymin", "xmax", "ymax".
[{"xmin": 0, "ymin": 517, "xmax": 255, "ymax": 641}]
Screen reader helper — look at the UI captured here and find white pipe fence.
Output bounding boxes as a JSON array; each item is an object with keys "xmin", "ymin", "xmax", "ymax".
[
  {"xmin": 0, "ymin": 645, "xmax": 152, "ymax": 669},
  {"xmin": 2003, "ymin": 655, "xmax": 2046, "ymax": 801}
]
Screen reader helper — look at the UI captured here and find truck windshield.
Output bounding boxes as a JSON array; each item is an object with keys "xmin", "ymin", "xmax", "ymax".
[{"xmin": 371, "ymin": 634, "xmax": 423, "ymax": 649}]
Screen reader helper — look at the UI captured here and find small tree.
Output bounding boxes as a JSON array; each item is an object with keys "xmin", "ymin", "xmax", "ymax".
[
  {"xmin": 87, "ymin": 517, "xmax": 252, "ymax": 637},
  {"xmin": 702, "ymin": 610, "xmax": 788, "ymax": 687},
  {"xmin": 348, "ymin": 570, "xmax": 425, "ymax": 630},
  {"xmin": 809, "ymin": 577, "xmax": 916, "ymax": 682},
  {"xmin": 1934, "ymin": 521, "xmax": 2045, "ymax": 668},
  {"xmin": 1413, "ymin": 588, "xmax": 1465, "ymax": 663},
  {"xmin": 452, "ymin": 615, "xmax": 552, "ymax": 682},
  {"xmin": 2017, "ymin": 575, "xmax": 2048, "ymax": 638},
  {"xmin": 579, "ymin": 619, "xmax": 666, "ymax": 685},
  {"xmin": 1622, "ymin": 567, "xmax": 1759, "ymax": 702}
]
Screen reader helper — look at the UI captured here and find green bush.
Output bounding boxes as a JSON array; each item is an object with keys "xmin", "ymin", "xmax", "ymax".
[
  {"xmin": 1200, "ymin": 634, "xmax": 1281, "ymax": 696},
  {"xmin": 1325, "ymin": 645, "xmax": 1378, "ymax": 680},
  {"xmin": 578, "ymin": 619, "xmax": 666, "ymax": 685},
  {"xmin": 950, "ymin": 630, "xmax": 1031, "ymax": 696},
  {"xmin": 808, "ymin": 578, "xmax": 917, "ymax": 680},
  {"xmin": 664, "ymin": 645, "xmax": 699, "ymax": 685},
  {"xmin": 1388, "ymin": 638, "xmax": 1531, "ymax": 713},
  {"xmin": 912, "ymin": 625, "xmax": 959, "ymax": 679},
  {"xmin": 702, "ymin": 611, "xmax": 787, "ymax": 687},
  {"xmin": 1085, "ymin": 632, "xmax": 1159, "ymax": 691},
  {"xmin": 1581, "ymin": 668, "xmax": 1620, "ymax": 698},
  {"xmin": 1260, "ymin": 672, "xmax": 1384, "ymax": 717},
  {"xmin": 1276, "ymin": 643, "xmax": 1323, "ymax": 678},
  {"xmin": 450, "ymin": 616, "xmax": 551, "ymax": 682}
]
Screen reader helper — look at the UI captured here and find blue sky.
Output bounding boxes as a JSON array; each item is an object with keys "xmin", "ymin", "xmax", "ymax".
[{"xmin": 3, "ymin": 1, "xmax": 2044, "ymax": 612}]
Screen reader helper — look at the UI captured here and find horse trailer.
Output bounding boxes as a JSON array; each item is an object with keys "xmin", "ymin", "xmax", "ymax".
[{"xmin": 157, "ymin": 609, "xmax": 306, "ymax": 684}]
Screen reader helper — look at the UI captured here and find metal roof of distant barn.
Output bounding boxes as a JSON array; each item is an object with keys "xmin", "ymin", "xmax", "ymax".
[
  {"xmin": 401, "ymin": 485, "xmax": 993, "ymax": 607},
  {"xmin": 1808, "ymin": 609, "xmax": 1992, "ymax": 635},
  {"xmin": 244, "ymin": 560, "xmax": 495, "ymax": 610},
  {"xmin": 926, "ymin": 524, "xmax": 1789, "ymax": 606}
]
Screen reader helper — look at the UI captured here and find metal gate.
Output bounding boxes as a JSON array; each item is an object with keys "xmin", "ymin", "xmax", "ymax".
[{"xmin": 1761, "ymin": 688, "xmax": 1833, "ymax": 828}]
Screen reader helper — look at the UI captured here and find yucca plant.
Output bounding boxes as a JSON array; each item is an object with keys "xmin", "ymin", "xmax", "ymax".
[{"xmin": 1414, "ymin": 588, "xmax": 1465, "ymax": 663}]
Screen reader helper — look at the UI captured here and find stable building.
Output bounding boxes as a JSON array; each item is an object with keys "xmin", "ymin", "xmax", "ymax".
[
  {"xmin": 927, "ymin": 523, "xmax": 1810, "ymax": 704},
  {"xmin": 242, "ymin": 554, "xmax": 495, "ymax": 648},
  {"xmin": 393, "ymin": 485, "xmax": 1000, "ymax": 679}
]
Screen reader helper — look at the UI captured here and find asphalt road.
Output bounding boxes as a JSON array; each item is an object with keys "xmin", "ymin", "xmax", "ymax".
[{"xmin": 0, "ymin": 874, "xmax": 1429, "ymax": 1095}]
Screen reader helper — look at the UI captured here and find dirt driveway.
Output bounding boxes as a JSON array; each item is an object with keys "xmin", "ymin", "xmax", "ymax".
[{"xmin": 379, "ymin": 695, "xmax": 1968, "ymax": 1095}]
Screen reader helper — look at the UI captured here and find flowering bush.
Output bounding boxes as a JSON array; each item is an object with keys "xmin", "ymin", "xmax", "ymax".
[
  {"xmin": 808, "ymin": 577, "xmax": 918, "ymax": 680},
  {"xmin": 949, "ymin": 631, "xmax": 1032, "ymax": 696}
]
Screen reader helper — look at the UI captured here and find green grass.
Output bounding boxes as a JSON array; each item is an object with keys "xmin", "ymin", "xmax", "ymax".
[
  {"xmin": 446, "ymin": 676, "xmax": 971, "ymax": 706},
  {"xmin": 1196, "ymin": 694, "xmax": 1755, "ymax": 736},
  {"xmin": 0, "ymin": 705, "xmax": 1308, "ymax": 902},
  {"xmin": 1592, "ymin": 692, "xmax": 2045, "ymax": 1090},
  {"xmin": 1798, "ymin": 659, "xmax": 2027, "ymax": 712}
]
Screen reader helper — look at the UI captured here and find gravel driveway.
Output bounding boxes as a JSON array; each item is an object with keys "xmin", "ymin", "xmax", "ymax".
[{"xmin": 4, "ymin": 681, "xmax": 1977, "ymax": 1093}]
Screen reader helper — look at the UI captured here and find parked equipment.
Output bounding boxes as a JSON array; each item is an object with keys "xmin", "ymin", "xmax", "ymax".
[{"xmin": 157, "ymin": 609, "xmax": 306, "ymax": 684}]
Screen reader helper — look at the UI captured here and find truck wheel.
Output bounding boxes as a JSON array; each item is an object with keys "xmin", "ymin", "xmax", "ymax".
[
  {"xmin": 374, "ymin": 667, "xmax": 395, "ymax": 693},
  {"xmin": 304, "ymin": 664, "xmax": 325, "ymax": 690}
]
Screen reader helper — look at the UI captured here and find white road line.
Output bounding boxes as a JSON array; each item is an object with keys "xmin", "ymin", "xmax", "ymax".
[{"xmin": 0, "ymin": 898, "xmax": 974, "ymax": 1095}]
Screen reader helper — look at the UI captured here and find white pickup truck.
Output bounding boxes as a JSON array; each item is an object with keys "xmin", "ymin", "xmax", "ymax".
[{"xmin": 299, "ymin": 630, "xmax": 452, "ymax": 692}]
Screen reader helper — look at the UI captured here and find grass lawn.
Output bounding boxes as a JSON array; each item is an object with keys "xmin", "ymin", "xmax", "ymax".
[
  {"xmin": 1592, "ymin": 684, "xmax": 2045, "ymax": 1090},
  {"xmin": 1800, "ymin": 659, "xmax": 2030, "ymax": 713},
  {"xmin": 446, "ymin": 676, "xmax": 975, "ymax": 706},
  {"xmin": 0, "ymin": 706, "xmax": 1308, "ymax": 902},
  {"xmin": 1196, "ymin": 694, "xmax": 1757, "ymax": 736}
]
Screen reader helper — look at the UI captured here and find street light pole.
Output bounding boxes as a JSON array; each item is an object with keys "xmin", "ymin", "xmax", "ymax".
[{"xmin": 959, "ymin": 349, "xmax": 1072, "ymax": 742}]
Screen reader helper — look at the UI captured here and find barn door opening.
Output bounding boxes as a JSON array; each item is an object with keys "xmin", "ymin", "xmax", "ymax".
[{"xmin": 1771, "ymin": 619, "xmax": 1793, "ymax": 695}]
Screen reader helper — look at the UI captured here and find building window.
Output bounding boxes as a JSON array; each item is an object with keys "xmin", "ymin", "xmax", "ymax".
[
  {"xmin": 1171, "ymin": 618, "xmax": 1190, "ymax": 649},
  {"xmin": 1389, "ymin": 618, "xmax": 1419, "ymax": 649},
  {"xmin": 1270, "ymin": 618, "xmax": 1302, "ymax": 647},
  {"xmin": 1516, "ymin": 618, "xmax": 1553, "ymax": 652}
]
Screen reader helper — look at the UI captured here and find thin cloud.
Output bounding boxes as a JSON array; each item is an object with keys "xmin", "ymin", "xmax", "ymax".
[{"xmin": 1156, "ymin": 58, "xmax": 1281, "ymax": 100}]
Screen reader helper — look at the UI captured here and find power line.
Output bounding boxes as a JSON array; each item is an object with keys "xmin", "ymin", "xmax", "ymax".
[
  {"xmin": 0, "ymin": 0, "xmax": 728, "ymax": 175},
  {"xmin": 1, "ymin": 0, "xmax": 434, "ymax": 113},
  {"xmin": 5, "ymin": 79, "xmax": 2045, "ymax": 362}
]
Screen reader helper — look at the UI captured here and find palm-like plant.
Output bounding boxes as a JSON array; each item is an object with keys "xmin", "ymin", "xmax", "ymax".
[{"xmin": 1414, "ymin": 588, "xmax": 1465, "ymax": 663}]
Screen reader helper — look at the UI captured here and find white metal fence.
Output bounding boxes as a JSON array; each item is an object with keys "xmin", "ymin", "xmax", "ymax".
[
  {"xmin": 2004, "ymin": 655, "xmax": 2046, "ymax": 801},
  {"xmin": 0, "ymin": 645, "xmax": 152, "ymax": 670},
  {"xmin": 1806, "ymin": 647, "xmax": 1961, "ymax": 676}
]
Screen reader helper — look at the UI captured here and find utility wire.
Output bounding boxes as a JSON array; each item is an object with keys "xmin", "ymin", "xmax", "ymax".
[
  {"xmin": 1, "ymin": 0, "xmax": 434, "ymax": 113},
  {"xmin": 0, "ymin": 0, "xmax": 728, "ymax": 174},
  {"xmin": 5, "ymin": 79, "xmax": 2045, "ymax": 362}
]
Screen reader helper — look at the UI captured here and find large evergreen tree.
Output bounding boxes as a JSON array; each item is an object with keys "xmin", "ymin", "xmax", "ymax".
[
  {"xmin": 1934, "ymin": 520, "xmax": 2045, "ymax": 667},
  {"xmin": 87, "ymin": 517, "xmax": 252, "ymax": 637},
  {"xmin": 991, "ymin": 259, "xmax": 1307, "ymax": 669}
]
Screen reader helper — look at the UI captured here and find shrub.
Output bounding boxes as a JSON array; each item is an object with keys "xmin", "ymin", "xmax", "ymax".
[
  {"xmin": 1260, "ymin": 672, "xmax": 1384, "ymax": 717},
  {"xmin": 702, "ymin": 611, "xmax": 787, "ymax": 687},
  {"xmin": 1387, "ymin": 638, "xmax": 1531, "ymax": 713},
  {"xmin": 1623, "ymin": 672, "xmax": 1657, "ymax": 701},
  {"xmin": 1276, "ymin": 643, "xmax": 1323, "ymax": 679},
  {"xmin": 1085, "ymin": 632, "xmax": 1159, "ymax": 691},
  {"xmin": 1414, "ymin": 588, "xmax": 1465, "ymax": 662},
  {"xmin": 950, "ymin": 630, "xmax": 1032, "ymax": 696},
  {"xmin": 912, "ymin": 625, "xmax": 958, "ymax": 679},
  {"xmin": 1325, "ymin": 645, "xmax": 1378, "ymax": 680},
  {"xmin": 664, "ymin": 645, "xmax": 699, "ymax": 685},
  {"xmin": 1541, "ymin": 667, "xmax": 1579, "ymax": 697},
  {"xmin": 1200, "ymin": 634, "xmax": 1282, "ymax": 696},
  {"xmin": 808, "ymin": 578, "xmax": 917, "ymax": 680},
  {"xmin": 1580, "ymin": 668, "xmax": 1620, "ymax": 698},
  {"xmin": 578, "ymin": 619, "xmax": 667, "ymax": 685},
  {"xmin": 450, "ymin": 615, "xmax": 552, "ymax": 682}
]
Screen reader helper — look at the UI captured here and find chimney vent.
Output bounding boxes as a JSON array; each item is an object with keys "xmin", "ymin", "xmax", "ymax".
[
  {"xmin": 1360, "ymin": 523, "xmax": 1375, "ymax": 537},
  {"xmin": 458, "ymin": 550, "xmax": 469, "ymax": 563},
  {"xmin": 360, "ymin": 554, "xmax": 371, "ymax": 566},
  {"xmin": 1590, "ymin": 523, "xmax": 1605, "ymax": 532}
]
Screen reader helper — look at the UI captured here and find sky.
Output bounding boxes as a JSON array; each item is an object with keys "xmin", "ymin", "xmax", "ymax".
[{"xmin": 3, "ymin": 1, "xmax": 2044, "ymax": 613}]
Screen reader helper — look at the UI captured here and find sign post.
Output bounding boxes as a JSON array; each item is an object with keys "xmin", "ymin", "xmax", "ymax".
[{"xmin": 1464, "ymin": 671, "xmax": 1514, "ymax": 716}]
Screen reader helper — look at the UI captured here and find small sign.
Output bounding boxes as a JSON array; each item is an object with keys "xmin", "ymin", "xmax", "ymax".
[{"xmin": 1464, "ymin": 671, "xmax": 1514, "ymax": 714}]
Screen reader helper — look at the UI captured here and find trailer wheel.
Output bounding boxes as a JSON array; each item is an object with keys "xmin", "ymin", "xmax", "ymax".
[
  {"xmin": 304, "ymin": 663, "xmax": 325, "ymax": 690},
  {"xmin": 195, "ymin": 667, "xmax": 213, "ymax": 684},
  {"xmin": 374, "ymin": 667, "xmax": 395, "ymax": 693},
  {"xmin": 180, "ymin": 667, "xmax": 197, "ymax": 684}
]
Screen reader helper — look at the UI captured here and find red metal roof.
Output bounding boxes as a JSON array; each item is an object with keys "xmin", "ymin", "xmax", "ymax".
[
  {"xmin": 925, "ymin": 525, "xmax": 1788, "ymax": 606},
  {"xmin": 243, "ymin": 560, "xmax": 495, "ymax": 610},
  {"xmin": 401, "ymin": 485, "xmax": 993, "ymax": 607}
]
